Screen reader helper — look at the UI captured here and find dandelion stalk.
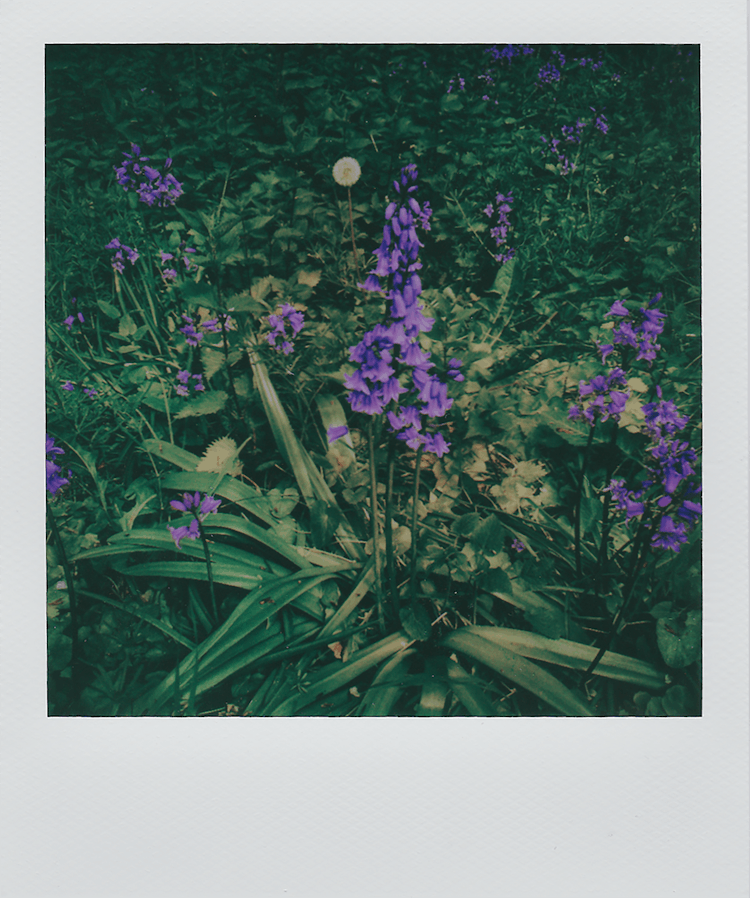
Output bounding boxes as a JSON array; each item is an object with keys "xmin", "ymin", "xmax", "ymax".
[
  {"xmin": 347, "ymin": 187, "xmax": 362, "ymax": 285},
  {"xmin": 332, "ymin": 157, "xmax": 363, "ymax": 285}
]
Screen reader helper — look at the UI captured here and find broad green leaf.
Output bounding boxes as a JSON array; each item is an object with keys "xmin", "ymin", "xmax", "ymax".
[
  {"xmin": 416, "ymin": 658, "xmax": 449, "ymax": 716},
  {"xmin": 662, "ymin": 685, "xmax": 692, "ymax": 716},
  {"xmin": 133, "ymin": 570, "xmax": 338, "ymax": 714},
  {"xmin": 142, "ymin": 438, "xmax": 200, "ymax": 471},
  {"xmin": 445, "ymin": 658, "xmax": 503, "ymax": 716},
  {"xmin": 461, "ymin": 626, "xmax": 667, "ymax": 691},
  {"xmin": 269, "ymin": 631, "xmax": 413, "ymax": 716},
  {"xmin": 173, "ymin": 390, "xmax": 228, "ymax": 419},
  {"xmin": 359, "ymin": 649, "xmax": 417, "ymax": 716},
  {"xmin": 441, "ymin": 630, "xmax": 594, "ymax": 717}
]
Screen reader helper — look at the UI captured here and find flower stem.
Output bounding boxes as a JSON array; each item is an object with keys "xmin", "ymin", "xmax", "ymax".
[
  {"xmin": 46, "ymin": 500, "xmax": 81, "ymax": 700},
  {"xmin": 367, "ymin": 418, "xmax": 385, "ymax": 633},
  {"xmin": 197, "ymin": 518, "xmax": 218, "ymax": 622},
  {"xmin": 585, "ymin": 516, "xmax": 651, "ymax": 677},
  {"xmin": 409, "ymin": 445, "xmax": 425, "ymax": 597},
  {"xmin": 384, "ymin": 439, "xmax": 398, "ymax": 617},
  {"xmin": 574, "ymin": 423, "xmax": 597, "ymax": 578},
  {"xmin": 219, "ymin": 313, "xmax": 243, "ymax": 422}
]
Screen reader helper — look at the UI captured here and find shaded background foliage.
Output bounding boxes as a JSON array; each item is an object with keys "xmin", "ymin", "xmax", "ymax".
[{"xmin": 46, "ymin": 43, "xmax": 701, "ymax": 717}]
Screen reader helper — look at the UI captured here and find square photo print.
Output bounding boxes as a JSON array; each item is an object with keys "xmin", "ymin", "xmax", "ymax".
[{"xmin": 45, "ymin": 43, "xmax": 701, "ymax": 717}]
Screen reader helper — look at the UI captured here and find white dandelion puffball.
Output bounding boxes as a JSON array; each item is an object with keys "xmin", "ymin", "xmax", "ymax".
[{"xmin": 332, "ymin": 157, "xmax": 361, "ymax": 187}]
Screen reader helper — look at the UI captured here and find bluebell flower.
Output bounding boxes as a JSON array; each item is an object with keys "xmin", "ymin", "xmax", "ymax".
[
  {"xmin": 46, "ymin": 435, "xmax": 69, "ymax": 495},
  {"xmin": 327, "ymin": 425, "xmax": 350, "ymax": 444},
  {"xmin": 266, "ymin": 304, "xmax": 305, "ymax": 354},
  {"xmin": 346, "ymin": 164, "xmax": 460, "ymax": 456},
  {"xmin": 106, "ymin": 238, "xmax": 139, "ymax": 273},
  {"xmin": 167, "ymin": 491, "xmax": 221, "ymax": 549},
  {"xmin": 115, "ymin": 144, "xmax": 183, "ymax": 207}
]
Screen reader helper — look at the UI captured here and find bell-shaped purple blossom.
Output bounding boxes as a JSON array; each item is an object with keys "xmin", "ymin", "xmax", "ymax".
[
  {"xmin": 46, "ymin": 434, "xmax": 69, "ymax": 496},
  {"xmin": 115, "ymin": 144, "xmax": 183, "ymax": 207},
  {"xmin": 344, "ymin": 164, "xmax": 461, "ymax": 456},
  {"xmin": 266, "ymin": 304, "xmax": 305, "ymax": 355},
  {"xmin": 167, "ymin": 491, "xmax": 221, "ymax": 549}
]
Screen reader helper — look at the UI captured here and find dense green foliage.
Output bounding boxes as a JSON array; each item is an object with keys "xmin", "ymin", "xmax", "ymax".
[{"xmin": 46, "ymin": 44, "xmax": 701, "ymax": 716}]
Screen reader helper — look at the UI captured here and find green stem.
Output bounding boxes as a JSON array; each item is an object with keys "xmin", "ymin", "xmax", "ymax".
[
  {"xmin": 367, "ymin": 419, "xmax": 385, "ymax": 632},
  {"xmin": 46, "ymin": 500, "xmax": 81, "ymax": 701},
  {"xmin": 585, "ymin": 516, "xmax": 651, "ymax": 677},
  {"xmin": 196, "ymin": 517, "xmax": 218, "ymax": 623},
  {"xmin": 219, "ymin": 313, "xmax": 243, "ymax": 422},
  {"xmin": 384, "ymin": 439, "xmax": 398, "ymax": 617},
  {"xmin": 409, "ymin": 445, "xmax": 425, "ymax": 597},
  {"xmin": 347, "ymin": 187, "xmax": 362, "ymax": 285},
  {"xmin": 574, "ymin": 423, "xmax": 597, "ymax": 578}
]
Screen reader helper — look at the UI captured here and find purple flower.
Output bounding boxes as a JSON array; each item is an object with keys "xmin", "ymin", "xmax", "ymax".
[
  {"xmin": 606, "ymin": 299, "xmax": 630, "ymax": 318},
  {"xmin": 327, "ymin": 425, "xmax": 350, "ymax": 444},
  {"xmin": 168, "ymin": 518, "xmax": 201, "ymax": 550},
  {"xmin": 167, "ymin": 491, "xmax": 221, "ymax": 548},
  {"xmin": 266, "ymin": 304, "xmax": 305, "ymax": 354},
  {"xmin": 46, "ymin": 435, "xmax": 69, "ymax": 495},
  {"xmin": 344, "ymin": 164, "xmax": 460, "ymax": 455},
  {"xmin": 511, "ymin": 538, "xmax": 525, "ymax": 552},
  {"xmin": 447, "ymin": 358, "xmax": 465, "ymax": 382},
  {"xmin": 115, "ymin": 144, "xmax": 183, "ymax": 207},
  {"xmin": 62, "ymin": 381, "xmax": 75, "ymax": 391},
  {"xmin": 106, "ymin": 237, "xmax": 138, "ymax": 273},
  {"xmin": 83, "ymin": 387, "xmax": 97, "ymax": 398},
  {"xmin": 573, "ymin": 372, "xmax": 630, "ymax": 425}
]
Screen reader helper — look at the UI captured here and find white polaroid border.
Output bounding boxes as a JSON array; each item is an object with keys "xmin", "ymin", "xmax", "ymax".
[{"xmin": 1, "ymin": 1, "xmax": 747, "ymax": 895}]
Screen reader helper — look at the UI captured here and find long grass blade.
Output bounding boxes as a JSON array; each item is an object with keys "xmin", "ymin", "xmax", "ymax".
[
  {"xmin": 359, "ymin": 648, "xmax": 417, "ymax": 716},
  {"xmin": 461, "ymin": 625, "xmax": 667, "ymax": 691},
  {"xmin": 268, "ymin": 630, "xmax": 413, "ymax": 716},
  {"xmin": 441, "ymin": 629, "xmax": 594, "ymax": 717},
  {"xmin": 445, "ymin": 657, "xmax": 503, "ymax": 716}
]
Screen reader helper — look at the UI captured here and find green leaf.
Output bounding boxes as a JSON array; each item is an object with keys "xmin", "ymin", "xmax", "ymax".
[
  {"xmin": 97, "ymin": 299, "xmax": 121, "ymax": 319},
  {"xmin": 441, "ymin": 630, "xmax": 594, "ymax": 716},
  {"xmin": 173, "ymin": 391, "xmax": 228, "ymax": 419},
  {"xmin": 490, "ymin": 257, "xmax": 516, "ymax": 298},
  {"xmin": 662, "ymin": 685, "xmax": 692, "ymax": 716},
  {"xmin": 656, "ymin": 611, "xmax": 701, "ymax": 668},
  {"xmin": 416, "ymin": 659, "xmax": 449, "ymax": 716},
  {"xmin": 461, "ymin": 626, "xmax": 667, "ymax": 691},
  {"xmin": 142, "ymin": 438, "xmax": 200, "ymax": 471},
  {"xmin": 359, "ymin": 649, "xmax": 417, "ymax": 716},
  {"xmin": 269, "ymin": 631, "xmax": 413, "ymax": 716},
  {"xmin": 400, "ymin": 603, "xmax": 432, "ymax": 642},
  {"xmin": 445, "ymin": 658, "xmax": 503, "ymax": 716}
]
